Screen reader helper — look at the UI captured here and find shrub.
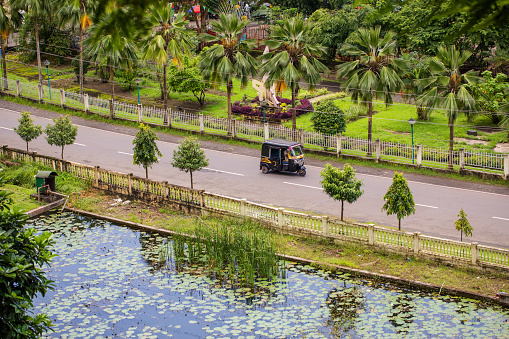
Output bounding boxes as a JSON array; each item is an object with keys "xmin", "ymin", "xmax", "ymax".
[{"xmin": 312, "ymin": 101, "xmax": 346, "ymax": 135}]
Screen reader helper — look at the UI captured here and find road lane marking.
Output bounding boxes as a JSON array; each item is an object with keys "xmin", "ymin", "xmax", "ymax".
[
  {"xmin": 283, "ymin": 182, "xmax": 322, "ymax": 190},
  {"xmin": 493, "ymin": 216, "xmax": 509, "ymax": 221},
  {"xmin": 0, "ymin": 126, "xmax": 13, "ymax": 130},
  {"xmin": 118, "ymin": 151, "xmax": 133, "ymax": 156},
  {"xmin": 415, "ymin": 204, "xmax": 438, "ymax": 209},
  {"xmin": 73, "ymin": 143, "xmax": 86, "ymax": 146},
  {"xmin": 202, "ymin": 168, "xmax": 244, "ymax": 176}
]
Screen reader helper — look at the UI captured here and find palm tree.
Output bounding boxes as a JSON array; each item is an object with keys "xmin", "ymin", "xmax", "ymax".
[
  {"xmin": 0, "ymin": 1, "xmax": 21, "ymax": 90},
  {"xmin": 416, "ymin": 45, "xmax": 479, "ymax": 170},
  {"xmin": 198, "ymin": 13, "xmax": 258, "ymax": 135},
  {"xmin": 337, "ymin": 26, "xmax": 402, "ymax": 154},
  {"xmin": 259, "ymin": 17, "xmax": 329, "ymax": 131},
  {"xmin": 84, "ymin": 11, "xmax": 137, "ymax": 112},
  {"xmin": 13, "ymin": 0, "xmax": 52, "ymax": 85},
  {"xmin": 56, "ymin": 0, "xmax": 94, "ymax": 98},
  {"xmin": 141, "ymin": 4, "xmax": 193, "ymax": 110}
]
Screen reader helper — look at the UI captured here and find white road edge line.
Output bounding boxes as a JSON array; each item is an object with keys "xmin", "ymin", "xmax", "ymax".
[
  {"xmin": 493, "ymin": 216, "xmax": 509, "ymax": 221},
  {"xmin": 415, "ymin": 203, "xmax": 438, "ymax": 209},
  {"xmin": 73, "ymin": 143, "xmax": 86, "ymax": 146},
  {"xmin": 117, "ymin": 151, "xmax": 133, "ymax": 156},
  {"xmin": 0, "ymin": 126, "xmax": 13, "ymax": 130},
  {"xmin": 203, "ymin": 168, "xmax": 244, "ymax": 176},
  {"xmin": 283, "ymin": 182, "xmax": 322, "ymax": 190}
]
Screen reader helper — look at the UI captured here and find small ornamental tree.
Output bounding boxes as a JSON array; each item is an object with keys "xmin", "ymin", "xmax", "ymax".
[
  {"xmin": 381, "ymin": 172, "xmax": 415, "ymax": 230},
  {"xmin": 312, "ymin": 101, "xmax": 346, "ymax": 135},
  {"xmin": 132, "ymin": 123, "xmax": 162, "ymax": 179},
  {"xmin": 14, "ymin": 111, "xmax": 43, "ymax": 152},
  {"xmin": 171, "ymin": 137, "xmax": 209, "ymax": 189},
  {"xmin": 320, "ymin": 163, "xmax": 363, "ymax": 221},
  {"xmin": 455, "ymin": 208, "xmax": 473, "ymax": 241},
  {"xmin": 0, "ymin": 177, "xmax": 55, "ymax": 337},
  {"xmin": 44, "ymin": 116, "xmax": 78, "ymax": 159},
  {"xmin": 167, "ymin": 61, "xmax": 209, "ymax": 107}
]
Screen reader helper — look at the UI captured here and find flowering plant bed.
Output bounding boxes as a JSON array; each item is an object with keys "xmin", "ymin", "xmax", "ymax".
[{"xmin": 232, "ymin": 96, "xmax": 314, "ymax": 121}]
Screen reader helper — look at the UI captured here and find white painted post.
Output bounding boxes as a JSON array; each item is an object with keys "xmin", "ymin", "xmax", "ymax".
[
  {"xmin": 413, "ymin": 232, "xmax": 421, "ymax": 254},
  {"xmin": 264, "ymin": 123, "xmax": 269, "ymax": 141},
  {"xmin": 232, "ymin": 120, "xmax": 237, "ymax": 138},
  {"xmin": 504, "ymin": 154, "xmax": 509, "ymax": 179},
  {"xmin": 84, "ymin": 94, "xmax": 89, "ymax": 113},
  {"xmin": 278, "ymin": 208, "xmax": 284, "ymax": 228},
  {"xmin": 299, "ymin": 128, "xmax": 304, "ymax": 145},
  {"xmin": 240, "ymin": 199, "xmax": 247, "ymax": 216},
  {"xmin": 162, "ymin": 181, "xmax": 169, "ymax": 198},
  {"xmin": 471, "ymin": 242, "xmax": 478, "ymax": 265},
  {"xmin": 321, "ymin": 216, "xmax": 329, "ymax": 236},
  {"xmin": 199, "ymin": 114, "xmax": 204, "ymax": 133},
  {"xmin": 375, "ymin": 139, "xmax": 381, "ymax": 162},
  {"xmin": 95, "ymin": 166, "xmax": 100, "ymax": 187},
  {"xmin": 459, "ymin": 148, "xmax": 465, "ymax": 170},
  {"xmin": 51, "ymin": 160, "xmax": 56, "ymax": 171},
  {"xmin": 60, "ymin": 89, "xmax": 65, "ymax": 108},
  {"xmin": 416, "ymin": 145, "xmax": 422, "ymax": 167},
  {"xmin": 109, "ymin": 99, "xmax": 114, "ymax": 119},
  {"xmin": 38, "ymin": 83, "xmax": 43, "ymax": 102},
  {"xmin": 368, "ymin": 224, "xmax": 374, "ymax": 245},
  {"xmin": 336, "ymin": 134, "xmax": 342, "ymax": 156},
  {"xmin": 16, "ymin": 80, "xmax": 21, "ymax": 96},
  {"xmin": 138, "ymin": 103, "xmax": 143, "ymax": 122},
  {"xmin": 167, "ymin": 108, "xmax": 172, "ymax": 127},
  {"xmin": 128, "ymin": 173, "xmax": 132, "ymax": 195}
]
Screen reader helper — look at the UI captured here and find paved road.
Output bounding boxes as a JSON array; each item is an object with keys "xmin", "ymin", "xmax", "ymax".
[{"xmin": 1, "ymin": 106, "xmax": 509, "ymax": 249}]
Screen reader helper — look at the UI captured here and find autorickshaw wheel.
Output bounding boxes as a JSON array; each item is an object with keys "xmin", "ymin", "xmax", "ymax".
[
  {"xmin": 261, "ymin": 166, "xmax": 269, "ymax": 174},
  {"xmin": 298, "ymin": 168, "xmax": 306, "ymax": 177}
]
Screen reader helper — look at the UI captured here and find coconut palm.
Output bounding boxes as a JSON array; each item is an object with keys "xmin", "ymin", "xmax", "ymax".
[
  {"xmin": 84, "ymin": 11, "xmax": 137, "ymax": 112},
  {"xmin": 337, "ymin": 26, "xmax": 403, "ymax": 153},
  {"xmin": 141, "ymin": 4, "xmax": 193, "ymax": 110},
  {"xmin": 0, "ymin": 0, "xmax": 21, "ymax": 90},
  {"xmin": 56, "ymin": 0, "xmax": 94, "ymax": 98},
  {"xmin": 198, "ymin": 13, "xmax": 258, "ymax": 135},
  {"xmin": 416, "ymin": 45, "xmax": 479, "ymax": 170},
  {"xmin": 13, "ymin": 0, "xmax": 52, "ymax": 85},
  {"xmin": 259, "ymin": 17, "xmax": 329, "ymax": 131}
]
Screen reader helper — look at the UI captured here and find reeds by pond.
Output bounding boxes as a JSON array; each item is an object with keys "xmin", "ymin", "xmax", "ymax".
[{"xmin": 158, "ymin": 218, "xmax": 286, "ymax": 288}]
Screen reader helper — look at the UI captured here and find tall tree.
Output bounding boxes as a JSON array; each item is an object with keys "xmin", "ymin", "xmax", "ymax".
[
  {"xmin": 0, "ymin": 1, "xmax": 21, "ymax": 90},
  {"xmin": 56, "ymin": 0, "xmax": 94, "ymax": 98},
  {"xmin": 337, "ymin": 26, "xmax": 403, "ymax": 154},
  {"xmin": 320, "ymin": 163, "xmax": 363, "ymax": 221},
  {"xmin": 13, "ymin": 0, "xmax": 52, "ymax": 85},
  {"xmin": 259, "ymin": 17, "xmax": 329, "ymax": 131},
  {"xmin": 171, "ymin": 137, "xmax": 209, "ymax": 189},
  {"xmin": 132, "ymin": 123, "xmax": 162, "ymax": 179},
  {"xmin": 141, "ymin": 6, "xmax": 193, "ymax": 110},
  {"xmin": 44, "ymin": 116, "xmax": 78, "ymax": 159},
  {"xmin": 416, "ymin": 45, "xmax": 479, "ymax": 170},
  {"xmin": 455, "ymin": 208, "xmax": 473, "ymax": 242},
  {"xmin": 14, "ymin": 111, "xmax": 42, "ymax": 151},
  {"xmin": 381, "ymin": 172, "xmax": 415, "ymax": 231},
  {"xmin": 198, "ymin": 13, "xmax": 258, "ymax": 135}
]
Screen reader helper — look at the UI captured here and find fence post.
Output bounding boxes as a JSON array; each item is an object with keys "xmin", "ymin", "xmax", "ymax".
[
  {"xmin": 94, "ymin": 166, "xmax": 100, "ymax": 187},
  {"xmin": 84, "ymin": 94, "xmax": 89, "ymax": 113},
  {"xmin": 1, "ymin": 145, "xmax": 7, "ymax": 157},
  {"xmin": 504, "ymin": 154, "xmax": 509, "ymax": 179},
  {"xmin": 459, "ymin": 148, "xmax": 465, "ymax": 170},
  {"xmin": 60, "ymin": 89, "xmax": 65, "ymax": 108},
  {"xmin": 128, "ymin": 173, "xmax": 132, "ymax": 195},
  {"xmin": 167, "ymin": 108, "xmax": 172, "ymax": 128},
  {"xmin": 278, "ymin": 208, "xmax": 285, "ymax": 228},
  {"xmin": 299, "ymin": 128, "xmax": 304, "ymax": 145},
  {"xmin": 368, "ymin": 225, "xmax": 374, "ymax": 245},
  {"xmin": 198, "ymin": 190, "xmax": 205, "ymax": 209},
  {"xmin": 199, "ymin": 114, "xmax": 204, "ymax": 133},
  {"xmin": 264, "ymin": 122, "xmax": 269, "ymax": 141},
  {"xmin": 375, "ymin": 139, "xmax": 381, "ymax": 162},
  {"xmin": 416, "ymin": 145, "xmax": 422, "ymax": 167},
  {"xmin": 138, "ymin": 103, "xmax": 142, "ymax": 122},
  {"xmin": 413, "ymin": 232, "xmax": 421, "ymax": 254},
  {"xmin": 38, "ymin": 83, "xmax": 43, "ymax": 102},
  {"xmin": 109, "ymin": 99, "xmax": 114, "ymax": 119},
  {"xmin": 232, "ymin": 119, "xmax": 237, "ymax": 138},
  {"xmin": 336, "ymin": 133, "xmax": 342, "ymax": 157},
  {"xmin": 31, "ymin": 151, "xmax": 37, "ymax": 162},
  {"xmin": 240, "ymin": 198, "xmax": 247, "ymax": 216},
  {"xmin": 16, "ymin": 80, "xmax": 20, "ymax": 97},
  {"xmin": 162, "ymin": 181, "xmax": 169, "ymax": 198},
  {"xmin": 321, "ymin": 216, "xmax": 329, "ymax": 236},
  {"xmin": 471, "ymin": 242, "xmax": 478, "ymax": 265},
  {"xmin": 51, "ymin": 159, "xmax": 56, "ymax": 171}
]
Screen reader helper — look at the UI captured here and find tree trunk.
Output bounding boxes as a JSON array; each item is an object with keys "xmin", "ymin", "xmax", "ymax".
[
  {"xmin": 1, "ymin": 35, "xmax": 7, "ymax": 91},
  {"xmin": 145, "ymin": 167, "xmax": 148, "ymax": 179},
  {"xmin": 341, "ymin": 200, "xmax": 344, "ymax": 221},
  {"xmin": 34, "ymin": 15, "xmax": 43, "ymax": 85},
  {"xmin": 398, "ymin": 218, "xmax": 401, "ymax": 231},
  {"xmin": 449, "ymin": 123, "xmax": 454, "ymax": 170},
  {"xmin": 26, "ymin": 141, "xmax": 29, "ymax": 152},
  {"xmin": 460, "ymin": 230, "xmax": 463, "ymax": 242},
  {"xmin": 227, "ymin": 80, "xmax": 232, "ymax": 135},
  {"xmin": 163, "ymin": 63, "xmax": 168, "ymax": 110},
  {"xmin": 79, "ymin": 23, "xmax": 83, "ymax": 97},
  {"xmin": 110, "ymin": 66, "xmax": 115, "ymax": 102},
  {"xmin": 61, "ymin": 146, "xmax": 64, "ymax": 159},
  {"xmin": 367, "ymin": 101, "xmax": 373, "ymax": 156},
  {"xmin": 190, "ymin": 170, "xmax": 193, "ymax": 189},
  {"xmin": 291, "ymin": 88, "xmax": 297, "ymax": 132}
]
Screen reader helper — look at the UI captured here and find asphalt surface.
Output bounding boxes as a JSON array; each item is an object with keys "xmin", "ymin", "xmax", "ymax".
[{"xmin": 1, "ymin": 99, "xmax": 509, "ymax": 249}]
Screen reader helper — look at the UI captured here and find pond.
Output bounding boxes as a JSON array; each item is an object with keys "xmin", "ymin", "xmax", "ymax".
[{"xmin": 31, "ymin": 212, "xmax": 509, "ymax": 338}]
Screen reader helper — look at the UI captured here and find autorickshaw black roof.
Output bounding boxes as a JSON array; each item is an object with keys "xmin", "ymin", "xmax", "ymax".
[{"xmin": 262, "ymin": 139, "xmax": 301, "ymax": 147}]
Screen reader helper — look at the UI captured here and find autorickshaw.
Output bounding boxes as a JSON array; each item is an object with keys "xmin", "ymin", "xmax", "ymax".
[{"xmin": 260, "ymin": 139, "xmax": 306, "ymax": 176}]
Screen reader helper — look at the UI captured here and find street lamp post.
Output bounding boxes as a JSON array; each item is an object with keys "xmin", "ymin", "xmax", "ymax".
[
  {"xmin": 135, "ymin": 78, "xmax": 141, "ymax": 105},
  {"xmin": 260, "ymin": 99, "xmax": 268, "ymax": 124},
  {"xmin": 44, "ymin": 60, "xmax": 51, "ymax": 100},
  {"xmin": 408, "ymin": 118, "xmax": 416, "ymax": 164}
]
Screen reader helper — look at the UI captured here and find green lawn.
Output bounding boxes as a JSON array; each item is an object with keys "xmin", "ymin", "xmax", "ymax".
[{"xmin": 3, "ymin": 184, "xmax": 42, "ymax": 212}]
